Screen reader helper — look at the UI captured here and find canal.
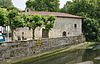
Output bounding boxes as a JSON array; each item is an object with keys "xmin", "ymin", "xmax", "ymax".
[{"xmin": 6, "ymin": 42, "xmax": 100, "ymax": 64}]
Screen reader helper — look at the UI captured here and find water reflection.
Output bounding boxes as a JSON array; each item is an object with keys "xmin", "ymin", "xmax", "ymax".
[{"xmin": 82, "ymin": 43, "xmax": 100, "ymax": 64}]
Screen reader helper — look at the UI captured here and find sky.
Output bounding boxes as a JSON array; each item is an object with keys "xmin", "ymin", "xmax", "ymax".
[{"xmin": 12, "ymin": 0, "xmax": 72, "ymax": 10}]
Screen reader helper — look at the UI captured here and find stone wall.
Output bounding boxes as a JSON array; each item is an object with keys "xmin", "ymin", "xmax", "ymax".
[
  {"xmin": 0, "ymin": 35, "xmax": 85, "ymax": 63},
  {"xmin": 14, "ymin": 27, "xmax": 33, "ymax": 40},
  {"xmin": 49, "ymin": 18, "xmax": 82, "ymax": 38}
]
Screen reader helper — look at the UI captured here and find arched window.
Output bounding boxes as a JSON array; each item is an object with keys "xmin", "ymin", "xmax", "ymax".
[
  {"xmin": 62, "ymin": 31, "xmax": 66, "ymax": 37},
  {"xmin": 25, "ymin": 8, "xmax": 30, "ymax": 13}
]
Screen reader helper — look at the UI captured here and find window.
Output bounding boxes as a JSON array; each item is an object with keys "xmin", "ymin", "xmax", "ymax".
[
  {"xmin": 74, "ymin": 24, "xmax": 77, "ymax": 28},
  {"xmin": 68, "ymin": 32, "xmax": 69, "ymax": 35},
  {"xmin": 25, "ymin": 8, "xmax": 30, "ymax": 12},
  {"xmin": 27, "ymin": 9, "xmax": 29, "ymax": 12},
  {"xmin": 62, "ymin": 31, "xmax": 66, "ymax": 37}
]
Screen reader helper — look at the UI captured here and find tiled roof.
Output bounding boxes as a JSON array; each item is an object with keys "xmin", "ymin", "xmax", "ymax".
[
  {"xmin": 30, "ymin": 11, "xmax": 83, "ymax": 19},
  {"xmin": 21, "ymin": 11, "xmax": 83, "ymax": 19}
]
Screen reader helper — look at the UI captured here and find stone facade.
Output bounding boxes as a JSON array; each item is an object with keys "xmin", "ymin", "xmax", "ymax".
[
  {"xmin": 0, "ymin": 35, "xmax": 85, "ymax": 63},
  {"xmin": 48, "ymin": 18, "xmax": 82, "ymax": 38},
  {"xmin": 14, "ymin": 17, "xmax": 82, "ymax": 40},
  {"xmin": 14, "ymin": 27, "xmax": 33, "ymax": 40}
]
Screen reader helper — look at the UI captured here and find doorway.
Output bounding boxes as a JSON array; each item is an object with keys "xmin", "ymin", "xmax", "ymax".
[{"xmin": 42, "ymin": 29, "xmax": 49, "ymax": 38}]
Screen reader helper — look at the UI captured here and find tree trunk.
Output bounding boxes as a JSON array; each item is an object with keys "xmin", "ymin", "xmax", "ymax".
[
  {"xmin": 32, "ymin": 28, "xmax": 35, "ymax": 39},
  {"xmin": 10, "ymin": 20, "xmax": 14, "ymax": 41},
  {"xmin": 11, "ymin": 28, "xmax": 14, "ymax": 40}
]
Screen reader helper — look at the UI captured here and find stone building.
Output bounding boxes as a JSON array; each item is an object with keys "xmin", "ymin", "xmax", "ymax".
[{"xmin": 14, "ymin": 9, "xmax": 83, "ymax": 40}]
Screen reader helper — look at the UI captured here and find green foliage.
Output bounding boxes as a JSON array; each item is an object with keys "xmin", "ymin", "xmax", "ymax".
[
  {"xmin": 23, "ymin": 14, "xmax": 43, "ymax": 39},
  {"xmin": 0, "ymin": 0, "xmax": 13, "ymax": 8},
  {"xmin": 63, "ymin": 0, "xmax": 97, "ymax": 18},
  {"xmin": 8, "ymin": 10, "xmax": 18, "ymax": 19},
  {"xmin": 45, "ymin": 15, "xmax": 56, "ymax": 31},
  {"xmin": 0, "ymin": 9, "xmax": 7, "ymax": 26},
  {"xmin": 61, "ymin": 0, "xmax": 100, "ymax": 41},
  {"xmin": 12, "ymin": 16, "xmax": 24, "ymax": 29},
  {"xmin": 0, "ymin": 0, "xmax": 19, "ymax": 11},
  {"xmin": 7, "ymin": 10, "xmax": 24, "ymax": 40},
  {"xmin": 83, "ymin": 18, "xmax": 100, "ymax": 41},
  {"xmin": 27, "ymin": 14, "xmax": 43, "ymax": 28},
  {"xmin": 21, "ymin": 13, "xmax": 30, "ymax": 26},
  {"xmin": 26, "ymin": 0, "xmax": 60, "ymax": 12}
]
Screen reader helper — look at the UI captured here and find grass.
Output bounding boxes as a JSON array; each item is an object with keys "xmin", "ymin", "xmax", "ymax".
[{"xmin": 4, "ymin": 42, "xmax": 95, "ymax": 64}]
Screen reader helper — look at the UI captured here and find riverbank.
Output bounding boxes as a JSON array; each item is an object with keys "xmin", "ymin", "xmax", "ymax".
[
  {"xmin": 4, "ymin": 42, "xmax": 95, "ymax": 64},
  {"xmin": 0, "ymin": 36, "xmax": 85, "ymax": 63}
]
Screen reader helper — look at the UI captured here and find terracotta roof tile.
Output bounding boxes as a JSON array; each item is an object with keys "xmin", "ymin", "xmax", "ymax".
[{"xmin": 21, "ymin": 11, "xmax": 83, "ymax": 19}]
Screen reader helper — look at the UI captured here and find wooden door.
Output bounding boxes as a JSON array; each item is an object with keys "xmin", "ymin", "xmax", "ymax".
[{"xmin": 42, "ymin": 29, "xmax": 49, "ymax": 38}]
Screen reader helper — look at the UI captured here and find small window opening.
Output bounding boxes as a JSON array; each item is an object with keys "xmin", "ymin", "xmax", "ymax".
[
  {"xmin": 62, "ymin": 31, "xmax": 66, "ymax": 37},
  {"xmin": 68, "ymin": 32, "xmax": 70, "ymax": 34},
  {"xmin": 74, "ymin": 24, "xmax": 77, "ymax": 28}
]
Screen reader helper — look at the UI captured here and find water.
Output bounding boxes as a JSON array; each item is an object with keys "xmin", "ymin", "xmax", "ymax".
[{"xmin": 13, "ymin": 43, "xmax": 100, "ymax": 64}]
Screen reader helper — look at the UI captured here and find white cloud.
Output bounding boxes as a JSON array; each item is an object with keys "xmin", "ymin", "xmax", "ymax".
[
  {"xmin": 60, "ymin": 0, "xmax": 72, "ymax": 8},
  {"xmin": 12, "ymin": 0, "xmax": 28, "ymax": 10}
]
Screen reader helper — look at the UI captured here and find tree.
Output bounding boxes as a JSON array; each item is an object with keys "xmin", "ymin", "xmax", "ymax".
[
  {"xmin": 0, "ymin": 0, "xmax": 13, "ymax": 8},
  {"xmin": 61, "ymin": 0, "xmax": 100, "ymax": 41},
  {"xmin": 7, "ymin": 10, "xmax": 24, "ymax": 40},
  {"xmin": 26, "ymin": 14, "xmax": 43, "ymax": 39},
  {"xmin": 63, "ymin": 0, "xmax": 97, "ymax": 18},
  {"xmin": 0, "ymin": 9, "xmax": 7, "ymax": 26},
  {"xmin": 83, "ymin": 18, "xmax": 100, "ymax": 41},
  {"xmin": 42, "ymin": 15, "xmax": 56, "ymax": 31},
  {"xmin": 26, "ymin": 0, "xmax": 60, "ymax": 12},
  {"xmin": 0, "ymin": 0, "xmax": 19, "ymax": 11},
  {"xmin": 21, "ymin": 13, "xmax": 30, "ymax": 27}
]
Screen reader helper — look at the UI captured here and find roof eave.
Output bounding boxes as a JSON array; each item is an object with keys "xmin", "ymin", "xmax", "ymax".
[{"xmin": 56, "ymin": 16, "xmax": 84, "ymax": 19}]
